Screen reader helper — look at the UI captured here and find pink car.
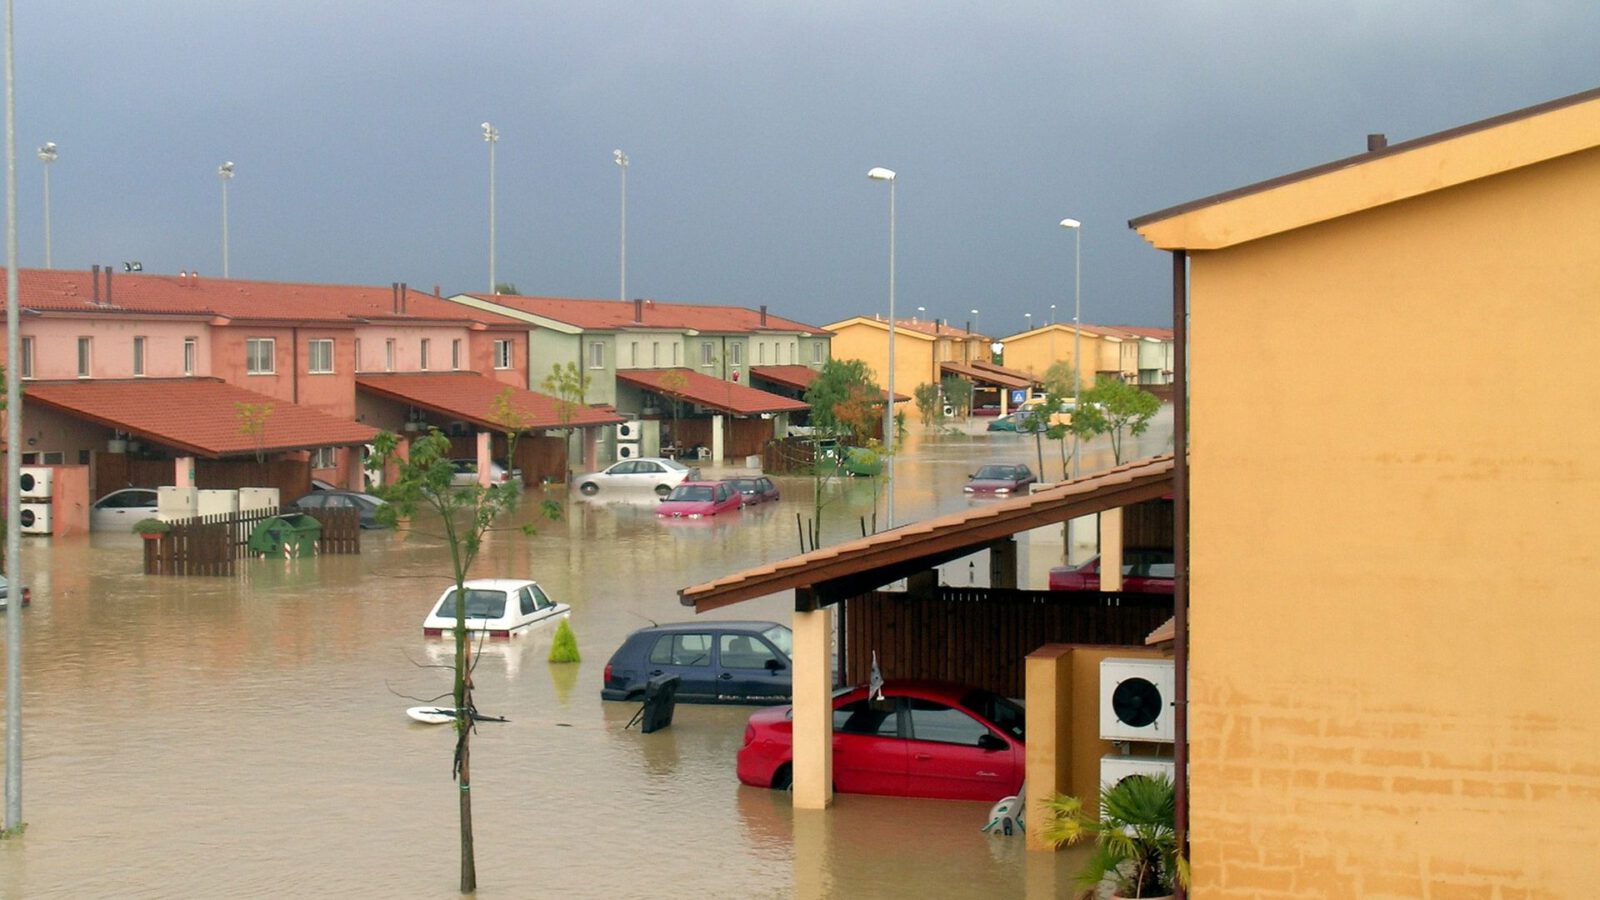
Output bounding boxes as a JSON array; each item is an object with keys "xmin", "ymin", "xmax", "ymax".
[
  {"xmin": 1047, "ymin": 548, "xmax": 1175, "ymax": 593},
  {"xmin": 656, "ymin": 481, "xmax": 742, "ymax": 518}
]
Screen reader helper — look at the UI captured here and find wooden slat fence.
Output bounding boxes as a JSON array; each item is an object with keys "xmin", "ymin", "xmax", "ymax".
[
  {"xmin": 143, "ymin": 505, "xmax": 361, "ymax": 576},
  {"xmin": 843, "ymin": 588, "xmax": 1172, "ymax": 698}
]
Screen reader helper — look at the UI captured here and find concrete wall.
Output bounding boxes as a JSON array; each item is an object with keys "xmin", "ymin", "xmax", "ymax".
[
  {"xmin": 1186, "ymin": 144, "xmax": 1600, "ymax": 895},
  {"xmin": 11, "ymin": 317, "xmax": 212, "ymax": 380},
  {"xmin": 827, "ymin": 321, "xmax": 930, "ymax": 422}
]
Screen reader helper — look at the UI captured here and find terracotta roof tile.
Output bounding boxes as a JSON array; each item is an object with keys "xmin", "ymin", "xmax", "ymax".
[
  {"xmin": 23, "ymin": 378, "xmax": 377, "ymax": 458},
  {"xmin": 824, "ymin": 315, "xmax": 986, "ymax": 340},
  {"xmin": 616, "ymin": 368, "xmax": 810, "ymax": 416},
  {"xmin": 749, "ymin": 365, "xmax": 910, "ymax": 402},
  {"xmin": 456, "ymin": 293, "xmax": 824, "ymax": 334},
  {"xmin": 939, "ymin": 360, "xmax": 1032, "ymax": 389},
  {"xmin": 356, "ymin": 373, "xmax": 624, "ymax": 431}
]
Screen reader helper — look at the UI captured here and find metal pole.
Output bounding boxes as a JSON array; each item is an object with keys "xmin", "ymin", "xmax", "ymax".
[
  {"xmin": 1171, "ymin": 249, "xmax": 1189, "ymax": 900},
  {"xmin": 218, "ymin": 161, "xmax": 234, "ymax": 278},
  {"xmin": 483, "ymin": 123, "xmax": 498, "ymax": 293},
  {"xmin": 884, "ymin": 177, "xmax": 896, "ymax": 528},
  {"xmin": 614, "ymin": 150, "xmax": 628, "ymax": 302},
  {"xmin": 36, "ymin": 143, "xmax": 52, "ymax": 268},
  {"xmin": 1071, "ymin": 225, "xmax": 1082, "ymax": 479},
  {"xmin": 6, "ymin": 0, "xmax": 26, "ymax": 832}
]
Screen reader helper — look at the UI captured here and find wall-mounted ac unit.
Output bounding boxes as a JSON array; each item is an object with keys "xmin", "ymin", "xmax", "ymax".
[
  {"xmin": 20, "ymin": 466, "xmax": 53, "ymax": 500},
  {"xmin": 616, "ymin": 420, "xmax": 641, "ymax": 442},
  {"xmin": 942, "ymin": 404, "xmax": 955, "ymax": 418},
  {"xmin": 20, "ymin": 502, "xmax": 52, "ymax": 535},
  {"xmin": 1100, "ymin": 754, "xmax": 1176, "ymax": 792},
  {"xmin": 616, "ymin": 442, "xmax": 642, "ymax": 460},
  {"xmin": 1100, "ymin": 658, "xmax": 1175, "ymax": 743}
]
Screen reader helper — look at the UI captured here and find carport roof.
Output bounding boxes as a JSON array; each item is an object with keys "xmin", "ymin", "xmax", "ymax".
[
  {"xmin": 939, "ymin": 360, "xmax": 1033, "ymax": 390},
  {"xmin": 617, "ymin": 368, "xmax": 810, "ymax": 416},
  {"xmin": 680, "ymin": 454, "xmax": 1176, "ymax": 612},
  {"xmin": 23, "ymin": 378, "xmax": 379, "ymax": 458},
  {"xmin": 355, "ymin": 372, "xmax": 625, "ymax": 431},
  {"xmin": 749, "ymin": 365, "xmax": 911, "ymax": 402}
]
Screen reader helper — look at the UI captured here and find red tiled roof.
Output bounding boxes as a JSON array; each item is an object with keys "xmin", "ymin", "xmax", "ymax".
[
  {"xmin": 1106, "ymin": 325, "xmax": 1174, "ymax": 341},
  {"xmin": 456, "ymin": 293, "xmax": 824, "ymax": 334},
  {"xmin": 939, "ymin": 360, "xmax": 1032, "ymax": 390},
  {"xmin": 23, "ymin": 378, "xmax": 378, "ymax": 458},
  {"xmin": 681, "ymin": 455, "xmax": 1177, "ymax": 612},
  {"xmin": 616, "ymin": 368, "xmax": 810, "ymax": 416},
  {"xmin": 356, "ymin": 373, "xmax": 624, "ymax": 431},
  {"xmin": 825, "ymin": 315, "xmax": 986, "ymax": 341},
  {"xmin": 7, "ymin": 269, "xmax": 526, "ymax": 327},
  {"xmin": 749, "ymin": 365, "xmax": 910, "ymax": 402}
]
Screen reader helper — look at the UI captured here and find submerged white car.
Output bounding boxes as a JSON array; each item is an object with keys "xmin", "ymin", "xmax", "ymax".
[
  {"xmin": 422, "ymin": 578, "xmax": 569, "ymax": 638},
  {"xmin": 575, "ymin": 457, "xmax": 699, "ymax": 497}
]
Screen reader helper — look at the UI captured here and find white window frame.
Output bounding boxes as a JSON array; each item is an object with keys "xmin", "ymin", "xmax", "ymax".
[
  {"xmin": 133, "ymin": 336, "xmax": 146, "ymax": 377},
  {"xmin": 729, "ymin": 342, "xmax": 744, "ymax": 366},
  {"xmin": 812, "ymin": 342, "xmax": 824, "ymax": 364},
  {"xmin": 451, "ymin": 339, "xmax": 463, "ymax": 370},
  {"xmin": 420, "ymin": 338, "xmax": 431, "ymax": 371},
  {"xmin": 493, "ymin": 340, "xmax": 512, "ymax": 369},
  {"xmin": 700, "ymin": 342, "xmax": 714, "ymax": 367},
  {"xmin": 672, "ymin": 343, "xmax": 679, "ymax": 366},
  {"xmin": 78, "ymin": 336, "xmax": 92, "ymax": 377},
  {"xmin": 308, "ymin": 338, "xmax": 335, "ymax": 374},
  {"xmin": 651, "ymin": 342, "xmax": 660, "ymax": 367},
  {"xmin": 757, "ymin": 342, "xmax": 766, "ymax": 365},
  {"xmin": 630, "ymin": 341, "xmax": 639, "ymax": 367},
  {"xmin": 384, "ymin": 339, "xmax": 396, "ymax": 372},
  {"xmin": 310, "ymin": 447, "xmax": 337, "ymax": 469},
  {"xmin": 183, "ymin": 337, "xmax": 197, "ymax": 375},
  {"xmin": 246, "ymin": 338, "xmax": 275, "ymax": 375},
  {"xmin": 588, "ymin": 340, "xmax": 605, "ymax": 370},
  {"xmin": 20, "ymin": 336, "xmax": 34, "ymax": 379}
]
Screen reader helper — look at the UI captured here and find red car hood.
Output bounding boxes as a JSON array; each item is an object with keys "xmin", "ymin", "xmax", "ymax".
[{"xmin": 656, "ymin": 500, "xmax": 721, "ymax": 516}]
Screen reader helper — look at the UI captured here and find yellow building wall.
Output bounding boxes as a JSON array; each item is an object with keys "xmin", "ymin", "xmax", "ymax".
[
  {"xmin": 1002, "ymin": 327, "xmax": 1097, "ymax": 388},
  {"xmin": 1187, "ymin": 145, "xmax": 1600, "ymax": 896},
  {"xmin": 825, "ymin": 321, "xmax": 928, "ymax": 421}
]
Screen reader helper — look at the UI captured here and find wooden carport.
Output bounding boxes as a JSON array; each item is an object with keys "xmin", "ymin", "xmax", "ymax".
[{"xmin": 679, "ymin": 454, "xmax": 1175, "ymax": 822}]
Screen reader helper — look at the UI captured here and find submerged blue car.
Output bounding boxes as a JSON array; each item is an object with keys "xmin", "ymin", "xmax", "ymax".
[{"xmin": 602, "ymin": 620, "xmax": 793, "ymax": 704}]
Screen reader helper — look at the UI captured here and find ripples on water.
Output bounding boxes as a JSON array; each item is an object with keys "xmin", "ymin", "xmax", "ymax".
[{"xmin": 0, "ymin": 421, "xmax": 1164, "ymax": 897}]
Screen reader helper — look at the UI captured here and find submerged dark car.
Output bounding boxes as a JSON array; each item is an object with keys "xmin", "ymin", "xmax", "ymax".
[
  {"xmin": 963, "ymin": 463, "xmax": 1038, "ymax": 495},
  {"xmin": 721, "ymin": 476, "xmax": 780, "ymax": 506},
  {"xmin": 602, "ymin": 620, "xmax": 793, "ymax": 704},
  {"xmin": 293, "ymin": 490, "xmax": 390, "ymax": 528}
]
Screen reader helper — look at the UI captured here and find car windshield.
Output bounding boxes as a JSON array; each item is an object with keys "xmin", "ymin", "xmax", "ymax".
[
  {"xmin": 434, "ymin": 589, "xmax": 507, "ymax": 620},
  {"xmin": 962, "ymin": 689, "xmax": 1026, "ymax": 741},
  {"xmin": 761, "ymin": 624, "xmax": 793, "ymax": 657},
  {"xmin": 973, "ymin": 465, "xmax": 1016, "ymax": 480},
  {"xmin": 668, "ymin": 485, "xmax": 713, "ymax": 502},
  {"xmin": 728, "ymin": 479, "xmax": 757, "ymax": 492}
]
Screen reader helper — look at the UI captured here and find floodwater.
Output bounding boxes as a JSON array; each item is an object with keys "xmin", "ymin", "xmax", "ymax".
[{"xmin": 0, "ymin": 414, "xmax": 1171, "ymax": 898}]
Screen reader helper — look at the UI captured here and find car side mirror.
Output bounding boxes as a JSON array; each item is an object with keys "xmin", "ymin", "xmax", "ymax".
[
  {"xmin": 977, "ymin": 733, "xmax": 1007, "ymax": 752},
  {"xmin": 765, "ymin": 658, "xmax": 786, "ymax": 672}
]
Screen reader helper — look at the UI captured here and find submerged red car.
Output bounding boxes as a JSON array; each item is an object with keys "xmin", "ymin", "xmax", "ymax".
[
  {"xmin": 962, "ymin": 463, "xmax": 1038, "ymax": 495},
  {"xmin": 656, "ymin": 481, "xmax": 743, "ymax": 518},
  {"xmin": 737, "ymin": 680, "xmax": 1025, "ymax": 802},
  {"xmin": 1047, "ymin": 548, "xmax": 1175, "ymax": 593}
]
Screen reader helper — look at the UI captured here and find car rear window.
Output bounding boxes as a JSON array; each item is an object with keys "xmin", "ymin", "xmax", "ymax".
[{"xmin": 434, "ymin": 589, "xmax": 506, "ymax": 620}]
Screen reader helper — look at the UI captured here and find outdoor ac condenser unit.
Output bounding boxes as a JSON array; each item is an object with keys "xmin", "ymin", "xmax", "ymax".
[
  {"xmin": 20, "ymin": 502, "xmax": 52, "ymax": 535},
  {"xmin": 19, "ymin": 466, "xmax": 53, "ymax": 500},
  {"xmin": 1099, "ymin": 754, "xmax": 1176, "ymax": 792},
  {"xmin": 1100, "ymin": 658, "xmax": 1175, "ymax": 743},
  {"xmin": 616, "ymin": 420, "xmax": 641, "ymax": 442},
  {"xmin": 617, "ymin": 442, "xmax": 641, "ymax": 460}
]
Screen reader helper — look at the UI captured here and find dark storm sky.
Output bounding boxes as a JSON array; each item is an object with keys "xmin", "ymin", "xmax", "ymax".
[{"xmin": 16, "ymin": 2, "xmax": 1599, "ymax": 330}]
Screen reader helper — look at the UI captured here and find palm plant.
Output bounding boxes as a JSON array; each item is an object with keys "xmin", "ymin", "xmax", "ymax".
[{"xmin": 1040, "ymin": 774, "xmax": 1188, "ymax": 899}]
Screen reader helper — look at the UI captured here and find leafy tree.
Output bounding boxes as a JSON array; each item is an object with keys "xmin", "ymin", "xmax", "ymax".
[
  {"xmin": 234, "ymin": 401, "xmax": 274, "ymax": 464},
  {"xmin": 941, "ymin": 375, "xmax": 973, "ymax": 418},
  {"xmin": 803, "ymin": 359, "xmax": 879, "ymax": 437},
  {"xmin": 367, "ymin": 428, "xmax": 558, "ymax": 894},
  {"xmin": 488, "ymin": 387, "xmax": 532, "ymax": 487},
  {"xmin": 1069, "ymin": 377, "xmax": 1162, "ymax": 465},
  {"xmin": 655, "ymin": 368, "xmax": 691, "ymax": 448},
  {"xmin": 540, "ymin": 362, "xmax": 591, "ymax": 479},
  {"xmin": 912, "ymin": 382, "xmax": 942, "ymax": 426}
]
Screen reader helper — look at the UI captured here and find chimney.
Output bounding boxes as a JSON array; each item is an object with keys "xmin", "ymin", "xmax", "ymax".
[
  {"xmin": 935, "ymin": 318, "xmax": 943, "ymax": 334},
  {"xmin": 759, "ymin": 305, "xmax": 768, "ymax": 327},
  {"xmin": 433, "ymin": 284, "xmax": 441, "ymax": 298},
  {"xmin": 634, "ymin": 297, "xmax": 644, "ymax": 324},
  {"xmin": 189, "ymin": 271, "xmax": 199, "ymax": 288},
  {"xmin": 400, "ymin": 282, "xmax": 408, "ymax": 315},
  {"xmin": 92, "ymin": 265, "xmax": 101, "ymax": 303},
  {"xmin": 1367, "ymin": 133, "xmax": 1387, "ymax": 152},
  {"xmin": 391, "ymin": 282, "xmax": 399, "ymax": 314},
  {"xmin": 105, "ymin": 264, "xmax": 113, "ymax": 305}
]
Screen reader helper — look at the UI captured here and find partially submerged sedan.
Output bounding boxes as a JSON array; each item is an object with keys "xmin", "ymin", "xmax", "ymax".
[
  {"xmin": 737, "ymin": 680, "xmax": 1026, "ymax": 801},
  {"xmin": 421, "ymin": 578, "xmax": 569, "ymax": 637},
  {"xmin": 963, "ymin": 463, "xmax": 1038, "ymax": 495},
  {"xmin": 721, "ymin": 476, "xmax": 780, "ymax": 506},
  {"xmin": 656, "ymin": 481, "xmax": 742, "ymax": 518},
  {"xmin": 602, "ymin": 620, "xmax": 793, "ymax": 704}
]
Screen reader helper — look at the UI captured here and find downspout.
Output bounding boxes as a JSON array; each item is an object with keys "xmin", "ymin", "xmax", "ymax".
[
  {"xmin": 291, "ymin": 326, "xmax": 300, "ymax": 404},
  {"xmin": 1172, "ymin": 249, "xmax": 1189, "ymax": 898}
]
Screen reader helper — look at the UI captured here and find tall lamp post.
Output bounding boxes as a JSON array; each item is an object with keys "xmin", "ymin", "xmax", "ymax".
[
  {"xmin": 482, "ymin": 122, "xmax": 499, "ymax": 293},
  {"xmin": 37, "ymin": 141, "xmax": 54, "ymax": 268},
  {"xmin": 218, "ymin": 161, "xmax": 235, "ymax": 278},
  {"xmin": 1061, "ymin": 218, "xmax": 1082, "ymax": 478},
  {"xmin": 868, "ymin": 166, "xmax": 896, "ymax": 527},
  {"xmin": 613, "ymin": 149, "xmax": 628, "ymax": 301},
  {"xmin": 6, "ymin": 0, "xmax": 24, "ymax": 830}
]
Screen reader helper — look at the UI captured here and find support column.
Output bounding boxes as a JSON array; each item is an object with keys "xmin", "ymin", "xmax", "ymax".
[
  {"xmin": 988, "ymin": 537, "xmax": 1018, "ymax": 590},
  {"xmin": 1025, "ymin": 643, "xmax": 1072, "ymax": 851},
  {"xmin": 792, "ymin": 596, "xmax": 834, "ymax": 810},
  {"xmin": 173, "ymin": 456, "xmax": 196, "ymax": 487},
  {"xmin": 711, "ymin": 413, "xmax": 725, "ymax": 462},
  {"xmin": 476, "ymin": 431, "xmax": 493, "ymax": 487},
  {"xmin": 1100, "ymin": 507, "xmax": 1124, "ymax": 591},
  {"xmin": 346, "ymin": 446, "xmax": 366, "ymax": 491}
]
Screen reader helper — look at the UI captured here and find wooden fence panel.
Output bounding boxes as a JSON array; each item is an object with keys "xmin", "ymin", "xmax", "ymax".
[{"xmin": 144, "ymin": 505, "xmax": 361, "ymax": 576}]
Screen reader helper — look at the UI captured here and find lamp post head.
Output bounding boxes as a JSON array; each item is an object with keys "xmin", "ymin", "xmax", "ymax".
[
  {"xmin": 613, "ymin": 149, "xmax": 628, "ymax": 167},
  {"xmin": 218, "ymin": 161, "xmax": 235, "ymax": 180},
  {"xmin": 1059, "ymin": 218, "xmax": 1081, "ymax": 229},
  {"xmin": 481, "ymin": 122, "xmax": 499, "ymax": 142},
  {"xmin": 38, "ymin": 142, "xmax": 57, "ymax": 163},
  {"xmin": 867, "ymin": 167, "xmax": 896, "ymax": 182}
]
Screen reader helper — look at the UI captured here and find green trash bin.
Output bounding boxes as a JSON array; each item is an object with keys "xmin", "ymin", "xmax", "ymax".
[{"xmin": 248, "ymin": 514, "xmax": 323, "ymax": 558}]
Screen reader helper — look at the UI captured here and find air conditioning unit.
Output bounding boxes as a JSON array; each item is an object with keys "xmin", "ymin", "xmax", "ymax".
[
  {"xmin": 941, "ymin": 404, "xmax": 955, "ymax": 418},
  {"xmin": 1101, "ymin": 658, "xmax": 1175, "ymax": 743},
  {"xmin": 1100, "ymin": 754, "xmax": 1176, "ymax": 792},
  {"xmin": 20, "ymin": 502, "xmax": 52, "ymax": 535},
  {"xmin": 617, "ymin": 441, "xmax": 642, "ymax": 460},
  {"xmin": 616, "ymin": 420, "xmax": 642, "ymax": 441},
  {"xmin": 19, "ymin": 466, "xmax": 53, "ymax": 499}
]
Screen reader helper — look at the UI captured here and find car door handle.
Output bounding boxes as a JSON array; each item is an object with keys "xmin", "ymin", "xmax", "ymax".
[
  {"xmin": 914, "ymin": 753, "xmax": 933, "ymax": 761},
  {"xmin": 718, "ymin": 673, "xmax": 733, "ymax": 680},
  {"xmin": 648, "ymin": 670, "xmax": 663, "ymax": 677}
]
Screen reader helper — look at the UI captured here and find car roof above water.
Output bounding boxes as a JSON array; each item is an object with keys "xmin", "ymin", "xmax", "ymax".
[{"xmin": 627, "ymin": 620, "xmax": 783, "ymax": 635}]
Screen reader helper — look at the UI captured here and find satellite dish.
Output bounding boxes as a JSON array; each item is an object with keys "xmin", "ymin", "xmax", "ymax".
[{"xmin": 1110, "ymin": 676, "xmax": 1164, "ymax": 729}]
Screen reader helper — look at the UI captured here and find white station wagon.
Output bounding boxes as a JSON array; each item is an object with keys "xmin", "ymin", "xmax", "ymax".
[{"xmin": 421, "ymin": 578, "xmax": 569, "ymax": 638}]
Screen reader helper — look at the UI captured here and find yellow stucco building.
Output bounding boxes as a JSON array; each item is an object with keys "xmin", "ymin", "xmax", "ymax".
[
  {"xmin": 1135, "ymin": 87, "xmax": 1600, "ymax": 895},
  {"xmin": 823, "ymin": 316, "xmax": 986, "ymax": 422}
]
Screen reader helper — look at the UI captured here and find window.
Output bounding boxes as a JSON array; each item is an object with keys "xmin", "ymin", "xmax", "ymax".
[
  {"xmin": 420, "ymin": 339, "xmax": 431, "ymax": 371},
  {"xmin": 648, "ymin": 633, "xmax": 712, "ymax": 667},
  {"xmin": 630, "ymin": 341, "xmax": 639, "ymax": 367},
  {"xmin": 77, "ymin": 337, "xmax": 92, "ymax": 377},
  {"xmin": 353, "ymin": 339, "xmax": 363, "ymax": 372},
  {"xmin": 452, "ymin": 339, "xmax": 463, "ymax": 370},
  {"xmin": 757, "ymin": 343, "xmax": 766, "ymax": 365},
  {"xmin": 672, "ymin": 343, "xmax": 679, "ymax": 366},
  {"xmin": 183, "ymin": 337, "xmax": 197, "ymax": 375},
  {"xmin": 729, "ymin": 342, "xmax": 743, "ymax": 366},
  {"xmin": 651, "ymin": 342, "xmax": 660, "ymax": 366},
  {"xmin": 588, "ymin": 340, "xmax": 605, "ymax": 369},
  {"xmin": 493, "ymin": 340, "xmax": 512, "ymax": 369},
  {"xmin": 518, "ymin": 588, "xmax": 536, "ymax": 617},
  {"xmin": 245, "ymin": 338, "xmax": 275, "ymax": 374},
  {"xmin": 833, "ymin": 698, "xmax": 900, "ymax": 736},
  {"xmin": 700, "ymin": 342, "xmax": 714, "ymax": 367},
  {"xmin": 529, "ymin": 583, "xmax": 554, "ymax": 610},
  {"xmin": 384, "ymin": 339, "xmax": 396, "ymax": 372},
  {"xmin": 308, "ymin": 339, "xmax": 334, "ymax": 374},
  {"xmin": 906, "ymin": 698, "xmax": 993, "ymax": 746},
  {"xmin": 133, "ymin": 336, "xmax": 146, "ymax": 376},
  {"xmin": 812, "ymin": 342, "xmax": 824, "ymax": 364},
  {"xmin": 719, "ymin": 633, "xmax": 779, "ymax": 670},
  {"xmin": 310, "ymin": 447, "xmax": 337, "ymax": 468},
  {"xmin": 19, "ymin": 336, "xmax": 33, "ymax": 379}
]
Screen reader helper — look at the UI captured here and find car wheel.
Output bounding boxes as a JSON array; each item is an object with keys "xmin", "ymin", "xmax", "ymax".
[
  {"xmin": 771, "ymin": 764, "xmax": 793, "ymax": 792},
  {"xmin": 654, "ymin": 484, "xmax": 672, "ymax": 497},
  {"xmin": 579, "ymin": 482, "xmax": 599, "ymax": 496}
]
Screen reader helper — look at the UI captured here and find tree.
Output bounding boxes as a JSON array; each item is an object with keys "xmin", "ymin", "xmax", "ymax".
[
  {"xmin": 1070, "ymin": 377, "xmax": 1161, "ymax": 465},
  {"xmin": 941, "ymin": 375, "xmax": 973, "ymax": 419},
  {"xmin": 234, "ymin": 401, "xmax": 275, "ymax": 464},
  {"xmin": 655, "ymin": 368, "xmax": 691, "ymax": 448},
  {"xmin": 367, "ymin": 428, "xmax": 558, "ymax": 894},
  {"xmin": 488, "ymin": 388, "xmax": 532, "ymax": 487},
  {"xmin": 540, "ymin": 362, "xmax": 590, "ymax": 479},
  {"xmin": 912, "ymin": 382, "xmax": 944, "ymax": 427},
  {"xmin": 803, "ymin": 359, "xmax": 879, "ymax": 437}
]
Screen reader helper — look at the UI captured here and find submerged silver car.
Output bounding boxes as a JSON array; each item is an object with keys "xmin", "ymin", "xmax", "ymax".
[{"xmin": 575, "ymin": 457, "xmax": 700, "ymax": 497}]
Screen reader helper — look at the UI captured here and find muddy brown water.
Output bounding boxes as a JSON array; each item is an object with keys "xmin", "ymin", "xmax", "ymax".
[{"xmin": 1, "ymin": 419, "xmax": 1169, "ymax": 897}]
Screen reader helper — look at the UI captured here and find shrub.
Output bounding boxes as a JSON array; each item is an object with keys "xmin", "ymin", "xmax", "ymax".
[{"xmin": 548, "ymin": 618, "xmax": 581, "ymax": 664}]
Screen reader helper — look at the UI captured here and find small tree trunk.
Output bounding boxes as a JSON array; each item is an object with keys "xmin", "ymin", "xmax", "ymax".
[{"xmin": 459, "ymin": 734, "xmax": 476, "ymax": 892}]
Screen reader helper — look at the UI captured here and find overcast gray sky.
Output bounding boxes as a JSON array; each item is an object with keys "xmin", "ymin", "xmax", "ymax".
[{"xmin": 16, "ymin": 2, "xmax": 1599, "ymax": 329}]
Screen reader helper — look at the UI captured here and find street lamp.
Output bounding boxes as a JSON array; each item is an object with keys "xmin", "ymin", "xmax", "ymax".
[
  {"xmin": 1061, "ymin": 218, "xmax": 1082, "ymax": 478},
  {"xmin": 217, "ymin": 161, "xmax": 235, "ymax": 278},
  {"xmin": 868, "ymin": 166, "xmax": 896, "ymax": 527},
  {"xmin": 916, "ymin": 305, "xmax": 925, "ymax": 321},
  {"xmin": 37, "ymin": 142, "xmax": 56, "ymax": 268},
  {"xmin": 614, "ymin": 149, "xmax": 628, "ymax": 302},
  {"xmin": 482, "ymin": 122, "xmax": 499, "ymax": 293},
  {"xmin": 970, "ymin": 308, "xmax": 980, "ymax": 335},
  {"xmin": 1025, "ymin": 312, "xmax": 1033, "ymax": 330},
  {"xmin": 1049, "ymin": 303, "xmax": 1056, "ymax": 324}
]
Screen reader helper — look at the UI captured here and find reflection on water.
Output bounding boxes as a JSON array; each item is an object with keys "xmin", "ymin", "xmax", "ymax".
[{"xmin": 0, "ymin": 415, "xmax": 1169, "ymax": 897}]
